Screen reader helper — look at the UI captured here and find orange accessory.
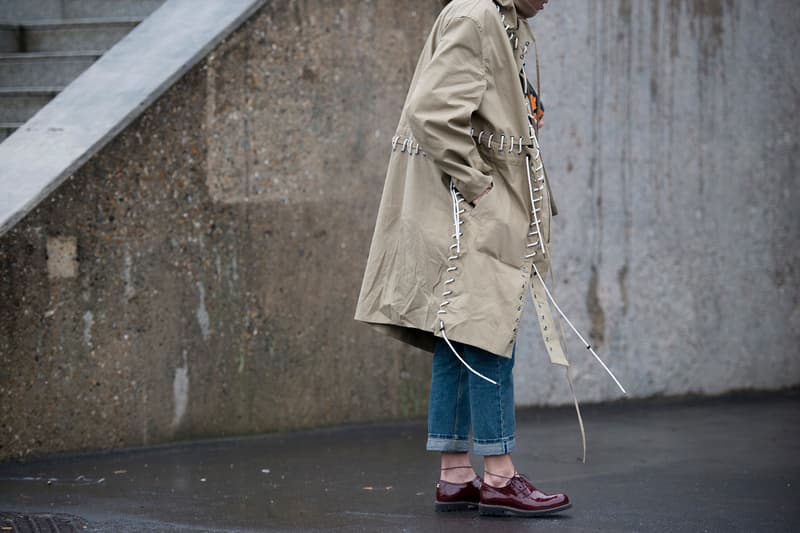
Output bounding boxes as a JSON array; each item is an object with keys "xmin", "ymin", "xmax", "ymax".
[{"xmin": 528, "ymin": 89, "xmax": 544, "ymax": 121}]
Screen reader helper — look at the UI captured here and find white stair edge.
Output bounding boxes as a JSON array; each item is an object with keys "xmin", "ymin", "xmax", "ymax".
[
  {"xmin": 0, "ymin": 86, "xmax": 64, "ymax": 94},
  {"xmin": 0, "ymin": 50, "xmax": 104, "ymax": 59},
  {"xmin": 17, "ymin": 17, "xmax": 146, "ymax": 28},
  {"xmin": 0, "ymin": 0, "xmax": 266, "ymax": 237}
]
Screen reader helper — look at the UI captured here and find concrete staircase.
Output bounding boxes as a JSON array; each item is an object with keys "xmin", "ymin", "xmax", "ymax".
[{"xmin": 0, "ymin": 0, "xmax": 165, "ymax": 141}]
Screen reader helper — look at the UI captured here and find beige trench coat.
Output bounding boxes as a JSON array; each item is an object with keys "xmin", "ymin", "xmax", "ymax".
[{"xmin": 355, "ymin": 0, "xmax": 563, "ymax": 360}]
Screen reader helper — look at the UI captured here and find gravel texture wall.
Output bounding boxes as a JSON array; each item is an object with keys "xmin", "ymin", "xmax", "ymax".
[
  {"xmin": 1, "ymin": 0, "xmax": 797, "ymax": 459},
  {"xmin": 0, "ymin": 1, "xmax": 441, "ymax": 459}
]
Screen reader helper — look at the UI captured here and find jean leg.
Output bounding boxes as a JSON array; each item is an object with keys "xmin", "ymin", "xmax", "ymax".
[
  {"xmin": 464, "ymin": 343, "xmax": 516, "ymax": 456},
  {"xmin": 426, "ymin": 338, "xmax": 471, "ymax": 452}
]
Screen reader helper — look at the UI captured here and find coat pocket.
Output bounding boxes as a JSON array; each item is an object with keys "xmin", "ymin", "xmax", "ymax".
[
  {"xmin": 465, "ymin": 179, "xmax": 526, "ymax": 267},
  {"xmin": 462, "ymin": 183, "xmax": 496, "ymax": 216}
]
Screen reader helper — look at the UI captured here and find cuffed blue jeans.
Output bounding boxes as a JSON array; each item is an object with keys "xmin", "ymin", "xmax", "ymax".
[{"xmin": 426, "ymin": 337, "xmax": 516, "ymax": 456}]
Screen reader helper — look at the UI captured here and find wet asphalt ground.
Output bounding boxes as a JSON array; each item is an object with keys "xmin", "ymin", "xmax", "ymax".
[{"xmin": 0, "ymin": 392, "xmax": 798, "ymax": 532}]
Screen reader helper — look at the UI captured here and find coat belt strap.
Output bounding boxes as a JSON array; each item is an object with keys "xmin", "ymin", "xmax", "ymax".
[{"xmin": 530, "ymin": 264, "xmax": 585, "ymax": 462}]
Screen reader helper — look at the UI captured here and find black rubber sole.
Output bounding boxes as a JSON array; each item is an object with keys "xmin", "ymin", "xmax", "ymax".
[
  {"xmin": 478, "ymin": 501, "xmax": 572, "ymax": 517},
  {"xmin": 434, "ymin": 500, "xmax": 479, "ymax": 512}
]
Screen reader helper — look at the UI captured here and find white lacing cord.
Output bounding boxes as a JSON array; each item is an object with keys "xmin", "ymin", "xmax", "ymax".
[
  {"xmin": 439, "ymin": 320, "xmax": 498, "ymax": 386},
  {"xmin": 437, "ymin": 178, "xmax": 498, "ymax": 386},
  {"xmin": 437, "ymin": 179, "xmax": 462, "ymax": 315},
  {"xmin": 495, "ymin": 2, "xmax": 520, "ymax": 50},
  {"xmin": 469, "ymin": 129, "xmax": 527, "ymax": 154},
  {"xmin": 527, "ymin": 147, "xmax": 588, "ymax": 461},
  {"xmin": 532, "ymin": 264, "xmax": 628, "ymax": 395},
  {"xmin": 449, "ymin": 177, "xmax": 463, "ymax": 255},
  {"xmin": 525, "ymin": 154, "xmax": 545, "ymax": 259},
  {"xmin": 390, "ymin": 136, "xmax": 424, "ymax": 156}
]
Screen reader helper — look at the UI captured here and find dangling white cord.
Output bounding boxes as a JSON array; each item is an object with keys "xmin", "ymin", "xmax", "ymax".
[
  {"xmin": 439, "ymin": 320, "xmax": 498, "ymax": 386},
  {"xmin": 532, "ymin": 264, "xmax": 627, "ymax": 395}
]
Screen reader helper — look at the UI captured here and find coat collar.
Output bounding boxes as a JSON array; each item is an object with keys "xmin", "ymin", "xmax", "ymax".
[
  {"xmin": 495, "ymin": 0, "xmax": 519, "ymax": 29},
  {"xmin": 493, "ymin": 0, "xmax": 531, "ymax": 71}
]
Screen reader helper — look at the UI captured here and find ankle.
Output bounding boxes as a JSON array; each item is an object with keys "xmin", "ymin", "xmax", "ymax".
[
  {"xmin": 483, "ymin": 455, "xmax": 517, "ymax": 488},
  {"xmin": 439, "ymin": 465, "xmax": 477, "ymax": 484},
  {"xmin": 483, "ymin": 469, "xmax": 515, "ymax": 488}
]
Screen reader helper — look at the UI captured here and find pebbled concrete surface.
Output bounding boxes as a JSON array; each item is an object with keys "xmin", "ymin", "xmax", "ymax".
[
  {"xmin": 0, "ymin": 0, "xmax": 264, "ymax": 235},
  {"xmin": 0, "ymin": 0, "xmax": 440, "ymax": 461},
  {"xmin": 0, "ymin": 393, "xmax": 797, "ymax": 532}
]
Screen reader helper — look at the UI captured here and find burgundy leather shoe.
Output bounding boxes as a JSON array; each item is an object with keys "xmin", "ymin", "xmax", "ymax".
[
  {"xmin": 435, "ymin": 476, "xmax": 482, "ymax": 511},
  {"xmin": 479, "ymin": 473, "xmax": 571, "ymax": 517}
]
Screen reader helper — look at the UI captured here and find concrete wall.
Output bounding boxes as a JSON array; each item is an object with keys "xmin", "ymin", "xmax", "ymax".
[
  {"xmin": 1, "ymin": 0, "xmax": 798, "ymax": 459},
  {"xmin": 0, "ymin": 0, "xmax": 441, "ymax": 460},
  {"xmin": 515, "ymin": 0, "xmax": 800, "ymax": 404}
]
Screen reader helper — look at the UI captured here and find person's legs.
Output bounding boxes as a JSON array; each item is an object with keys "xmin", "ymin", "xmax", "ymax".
[
  {"xmin": 456, "ymin": 344, "xmax": 571, "ymax": 516},
  {"xmin": 429, "ymin": 340, "xmax": 570, "ymax": 516},
  {"xmin": 466, "ymin": 343, "xmax": 516, "ymax": 455},
  {"xmin": 427, "ymin": 338, "xmax": 477, "ymax": 483},
  {"xmin": 461, "ymin": 343, "xmax": 517, "ymax": 486}
]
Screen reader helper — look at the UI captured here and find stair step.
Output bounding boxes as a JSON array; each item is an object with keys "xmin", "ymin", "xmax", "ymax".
[
  {"xmin": 0, "ymin": 50, "xmax": 101, "ymax": 87},
  {"xmin": 0, "ymin": 0, "xmax": 165, "ymax": 22},
  {"xmin": 0, "ymin": 24, "xmax": 19, "ymax": 52},
  {"xmin": 0, "ymin": 121, "xmax": 23, "ymax": 141},
  {"xmin": 18, "ymin": 17, "xmax": 143, "ymax": 52},
  {"xmin": 64, "ymin": 0, "xmax": 166, "ymax": 20},
  {"xmin": 0, "ymin": 86, "xmax": 61, "ymax": 122}
]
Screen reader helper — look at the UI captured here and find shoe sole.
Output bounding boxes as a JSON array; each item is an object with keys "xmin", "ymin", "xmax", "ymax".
[
  {"xmin": 478, "ymin": 501, "xmax": 572, "ymax": 517},
  {"xmin": 435, "ymin": 501, "xmax": 479, "ymax": 512}
]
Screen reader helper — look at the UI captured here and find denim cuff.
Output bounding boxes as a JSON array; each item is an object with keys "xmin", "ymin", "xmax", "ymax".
[
  {"xmin": 472, "ymin": 436, "xmax": 516, "ymax": 456},
  {"xmin": 426, "ymin": 435, "xmax": 471, "ymax": 453}
]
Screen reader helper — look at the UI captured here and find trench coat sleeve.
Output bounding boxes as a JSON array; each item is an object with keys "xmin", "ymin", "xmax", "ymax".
[{"xmin": 406, "ymin": 16, "xmax": 493, "ymax": 204}]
